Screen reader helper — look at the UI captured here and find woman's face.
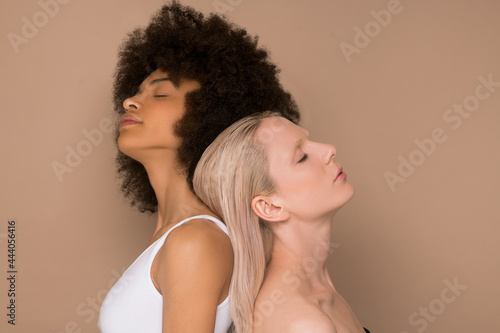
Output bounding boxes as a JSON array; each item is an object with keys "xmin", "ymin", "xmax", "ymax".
[
  {"xmin": 257, "ymin": 117, "xmax": 354, "ymax": 221},
  {"xmin": 117, "ymin": 69, "xmax": 200, "ymax": 161}
]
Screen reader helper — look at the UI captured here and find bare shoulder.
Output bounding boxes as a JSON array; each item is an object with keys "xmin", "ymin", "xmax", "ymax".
[
  {"xmin": 255, "ymin": 297, "xmax": 337, "ymax": 333},
  {"xmin": 254, "ymin": 281, "xmax": 336, "ymax": 333},
  {"xmin": 287, "ymin": 317, "xmax": 337, "ymax": 333},
  {"xmin": 153, "ymin": 217, "xmax": 233, "ymax": 296},
  {"xmin": 254, "ymin": 302, "xmax": 337, "ymax": 333}
]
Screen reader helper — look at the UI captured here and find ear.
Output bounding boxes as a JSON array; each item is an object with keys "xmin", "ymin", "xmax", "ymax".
[{"xmin": 251, "ymin": 195, "xmax": 289, "ymax": 222}]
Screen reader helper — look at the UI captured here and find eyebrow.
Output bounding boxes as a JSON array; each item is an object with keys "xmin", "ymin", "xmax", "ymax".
[
  {"xmin": 150, "ymin": 77, "xmax": 173, "ymax": 86},
  {"xmin": 293, "ymin": 137, "xmax": 306, "ymax": 151},
  {"xmin": 290, "ymin": 130, "xmax": 310, "ymax": 157},
  {"xmin": 137, "ymin": 77, "xmax": 175, "ymax": 94}
]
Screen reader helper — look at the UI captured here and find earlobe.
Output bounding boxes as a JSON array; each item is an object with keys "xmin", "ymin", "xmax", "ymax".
[{"xmin": 251, "ymin": 196, "xmax": 289, "ymax": 222}]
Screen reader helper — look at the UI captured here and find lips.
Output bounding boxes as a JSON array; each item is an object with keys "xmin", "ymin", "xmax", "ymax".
[
  {"xmin": 334, "ymin": 166, "xmax": 346, "ymax": 182},
  {"xmin": 120, "ymin": 113, "xmax": 142, "ymax": 128}
]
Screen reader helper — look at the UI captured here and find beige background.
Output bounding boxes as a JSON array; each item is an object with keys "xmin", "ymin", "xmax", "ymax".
[{"xmin": 1, "ymin": 0, "xmax": 499, "ymax": 332}]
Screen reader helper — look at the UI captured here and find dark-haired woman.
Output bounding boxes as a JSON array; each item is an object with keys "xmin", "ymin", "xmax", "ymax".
[{"xmin": 97, "ymin": 2, "xmax": 299, "ymax": 332}]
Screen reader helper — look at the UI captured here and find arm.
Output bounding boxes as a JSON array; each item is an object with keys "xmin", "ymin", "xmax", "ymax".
[{"xmin": 153, "ymin": 219, "xmax": 233, "ymax": 333}]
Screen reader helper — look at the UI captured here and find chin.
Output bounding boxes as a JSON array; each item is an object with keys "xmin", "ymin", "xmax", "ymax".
[
  {"xmin": 117, "ymin": 135, "xmax": 129, "ymax": 153},
  {"xmin": 335, "ymin": 181, "xmax": 355, "ymax": 209},
  {"xmin": 117, "ymin": 135, "xmax": 142, "ymax": 161},
  {"xmin": 345, "ymin": 181, "xmax": 355, "ymax": 201}
]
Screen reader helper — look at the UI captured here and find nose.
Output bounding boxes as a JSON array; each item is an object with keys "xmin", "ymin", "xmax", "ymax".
[
  {"xmin": 322, "ymin": 143, "xmax": 336, "ymax": 164},
  {"xmin": 123, "ymin": 96, "xmax": 140, "ymax": 111}
]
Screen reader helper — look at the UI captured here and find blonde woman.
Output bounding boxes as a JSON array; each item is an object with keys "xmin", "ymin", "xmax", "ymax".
[{"xmin": 194, "ymin": 112, "xmax": 370, "ymax": 333}]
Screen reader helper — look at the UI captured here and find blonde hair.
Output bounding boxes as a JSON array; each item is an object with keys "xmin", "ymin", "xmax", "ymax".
[{"xmin": 193, "ymin": 112, "xmax": 279, "ymax": 333}]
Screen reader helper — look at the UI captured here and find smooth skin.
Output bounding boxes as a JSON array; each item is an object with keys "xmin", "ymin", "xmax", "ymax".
[
  {"xmin": 119, "ymin": 69, "xmax": 233, "ymax": 333},
  {"xmin": 251, "ymin": 117, "xmax": 364, "ymax": 333}
]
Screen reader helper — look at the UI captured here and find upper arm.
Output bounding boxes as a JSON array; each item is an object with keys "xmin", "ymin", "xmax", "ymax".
[{"xmin": 155, "ymin": 220, "xmax": 233, "ymax": 333}]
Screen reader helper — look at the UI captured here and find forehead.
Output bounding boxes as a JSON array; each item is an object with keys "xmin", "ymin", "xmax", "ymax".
[
  {"xmin": 140, "ymin": 69, "xmax": 168, "ymax": 84},
  {"xmin": 256, "ymin": 117, "xmax": 306, "ymax": 154},
  {"xmin": 147, "ymin": 68, "xmax": 167, "ymax": 78}
]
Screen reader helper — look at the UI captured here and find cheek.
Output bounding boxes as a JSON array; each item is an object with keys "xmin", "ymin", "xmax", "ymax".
[
  {"xmin": 278, "ymin": 172, "xmax": 326, "ymax": 203},
  {"xmin": 148, "ymin": 112, "xmax": 182, "ymax": 139},
  {"xmin": 156, "ymin": 105, "xmax": 185, "ymax": 131},
  {"xmin": 294, "ymin": 168, "xmax": 328, "ymax": 190},
  {"xmin": 150, "ymin": 119, "xmax": 173, "ymax": 137}
]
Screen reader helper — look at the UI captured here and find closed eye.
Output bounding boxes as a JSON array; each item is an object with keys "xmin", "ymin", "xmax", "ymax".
[
  {"xmin": 297, "ymin": 154, "xmax": 308, "ymax": 164},
  {"xmin": 154, "ymin": 95, "xmax": 168, "ymax": 98}
]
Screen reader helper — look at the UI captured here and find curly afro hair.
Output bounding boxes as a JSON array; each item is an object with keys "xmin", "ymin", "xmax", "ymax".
[{"xmin": 114, "ymin": 1, "xmax": 300, "ymax": 213}]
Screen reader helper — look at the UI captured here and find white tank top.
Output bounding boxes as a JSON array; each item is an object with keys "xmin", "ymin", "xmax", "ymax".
[{"xmin": 98, "ymin": 215, "xmax": 232, "ymax": 333}]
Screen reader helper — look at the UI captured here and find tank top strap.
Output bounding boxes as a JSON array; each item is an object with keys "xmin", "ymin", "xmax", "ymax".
[
  {"xmin": 187, "ymin": 214, "xmax": 228, "ymax": 235},
  {"xmin": 156, "ymin": 214, "xmax": 227, "ymax": 247},
  {"xmin": 148, "ymin": 215, "xmax": 227, "ymax": 265}
]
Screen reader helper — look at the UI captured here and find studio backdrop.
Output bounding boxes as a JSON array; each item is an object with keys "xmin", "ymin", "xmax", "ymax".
[{"xmin": 1, "ymin": 0, "xmax": 499, "ymax": 332}]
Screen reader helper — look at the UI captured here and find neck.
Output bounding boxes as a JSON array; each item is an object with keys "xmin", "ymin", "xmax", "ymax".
[
  {"xmin": 269, "ymin": 215, "xmax": 337, "ymax": 291},
  {"xmin": 141, "ymin": 151, "xmax": 212, "ymax": 236}
]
